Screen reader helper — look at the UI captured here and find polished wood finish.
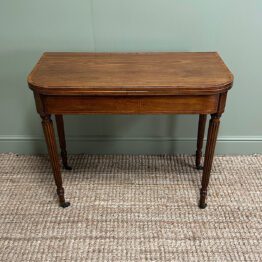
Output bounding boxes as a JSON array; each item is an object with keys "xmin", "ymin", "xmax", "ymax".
[
  {"xmin": 28, "ymin": 52, "xmax": 233, "ymax": 209},
  {"xmin": 199, "ymin": 114, "xmax": 221, "ymax": 209},
  {"xmin": 55, "ymin": 115, "xmax": 72, "ymax": 170},
  {"xmin": 28, "ymin": 52, "xmax": 233, "ymax": 96},
  {"xmin": 41, "ymin": 114, "xmax": 70, "ymax": 208},
  {"xmin": 196, "ymin": 114, "xmax": 207, "ymax": 170},
  {"xmin": 43, "ymin": 95, "xmax": 219, "ymax": 115}
]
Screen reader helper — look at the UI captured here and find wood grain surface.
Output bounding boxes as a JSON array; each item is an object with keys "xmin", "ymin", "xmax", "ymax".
[{"xmin": 28, "ymin": 52, "xmax": 233, "ymax": 96}]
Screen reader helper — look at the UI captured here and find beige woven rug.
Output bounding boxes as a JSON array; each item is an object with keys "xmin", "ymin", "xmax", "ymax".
[{"xmin": 0, "ymin": 154, "xmax": 261, "ymax": 261}]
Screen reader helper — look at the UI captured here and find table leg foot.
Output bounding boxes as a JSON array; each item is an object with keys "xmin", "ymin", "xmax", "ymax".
[
  {"xmin": 199, "ymin": 202, "xmax": 207, "ymax": 209},
  {"xmin": 196, "ymin": 165, "xmax": 204, "ymax": 170},
  {"xmin": 199, "ymin": 189, "xmax": 207, "ymax": 208},
  {"xmin": 60, "ymin": 202, "xmax": 71, "ymax": 208},
  {"xmin": 63, "ymin": 164, "xmax": 72, "ymax": 170},
  {"xmin": 61, "ymin": 149, "xmax": 72, "ymax": 170},
  {"xmin": 57, "ymin": 187, "xmax": 70, "ymax": 208}
]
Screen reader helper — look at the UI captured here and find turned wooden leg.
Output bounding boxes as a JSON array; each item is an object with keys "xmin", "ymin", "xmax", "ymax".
[
  {"xmin": 199, "ymin": 113, "xmax": 221, "ymax": 209},
  {"xmin": 196, "ymin": 114, "xmax": 207, "ymax": 170},
  {"xmin": 41, "ymin": 114, "xmax": 70, "ymax": 208},
  {"xmin": 55, "ymin": 115, "xmax": 72, "ymax": 170}
]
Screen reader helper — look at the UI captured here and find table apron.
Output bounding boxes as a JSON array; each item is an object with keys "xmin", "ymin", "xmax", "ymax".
[{"xmin": 39, "ymin": 94, "xmax": 220, "ymax": 115}]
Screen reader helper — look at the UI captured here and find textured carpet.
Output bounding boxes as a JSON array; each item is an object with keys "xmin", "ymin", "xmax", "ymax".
[{"xmin": 0, "ymin": 154, "xmax": 261, "ymax": 261}]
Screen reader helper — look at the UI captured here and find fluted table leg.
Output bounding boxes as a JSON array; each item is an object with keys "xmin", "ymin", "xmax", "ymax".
[
  {"xmin": 199, "ymin": 113, "xmax": 221, "ymax": 209},
  {"xmin": 55, "ymin": 115, "xmax": 72, "ymax": 170},
  {"xmin": 41, "ymin": 114, "xmax": 70, "ymax": 208},
  {"xmin": 196, "ymin": 114, "xmax": 207, "ymax": 170}
]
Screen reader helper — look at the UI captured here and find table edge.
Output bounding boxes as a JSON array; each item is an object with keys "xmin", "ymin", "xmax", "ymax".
[
  {"xmin": 27, "ymin": 51, "xmax": 234, "ymax": 96},
  {"xmin": 28, "ymin": 82, "xmax": 233, "ymax": 96}
]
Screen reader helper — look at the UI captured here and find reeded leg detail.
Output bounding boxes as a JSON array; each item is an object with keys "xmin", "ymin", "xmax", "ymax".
[
  {"xmin": 55, "ymin": 115, "xmax": 72, "ymax": 170},
  {"xmin": 199, "ymin": 113, "xmax": 221, "ymax": 209},
  {"xmin": 41, "ymin": 114, "xmax": 70, "ymax": 208},
  {"xmin": 196, "ymin": 114, "xmax": 207, "ymax": 170}
]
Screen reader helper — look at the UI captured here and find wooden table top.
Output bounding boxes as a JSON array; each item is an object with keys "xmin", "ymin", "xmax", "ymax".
[{"xmin": 28, "ymin": 52, "xmax": 233, "ymax": 96}]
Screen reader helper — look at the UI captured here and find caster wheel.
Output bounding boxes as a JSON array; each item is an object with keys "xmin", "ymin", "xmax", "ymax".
[
  {"xmin": 60, "ymin": 202, "xmax": 70, "ymax": 208},
  {"xmin": 199, "ymin": 203, "xmax": 207, "ymax": 209}
]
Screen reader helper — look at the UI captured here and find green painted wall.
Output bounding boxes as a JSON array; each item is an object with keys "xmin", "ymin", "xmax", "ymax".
[{"xmin": 0, "ymin": 0, "xmax": 262, "ymax": 154}]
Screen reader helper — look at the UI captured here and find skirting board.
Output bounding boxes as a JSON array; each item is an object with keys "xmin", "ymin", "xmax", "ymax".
[{"xmin": 0, "ymin": 135, "xmax": 261, "ymax": 155}]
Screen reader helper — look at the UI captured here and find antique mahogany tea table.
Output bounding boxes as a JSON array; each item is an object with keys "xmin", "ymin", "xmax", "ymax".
[{"xmin": 28, "ymin": 52, "xmax": 233, "ymax": 209}]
